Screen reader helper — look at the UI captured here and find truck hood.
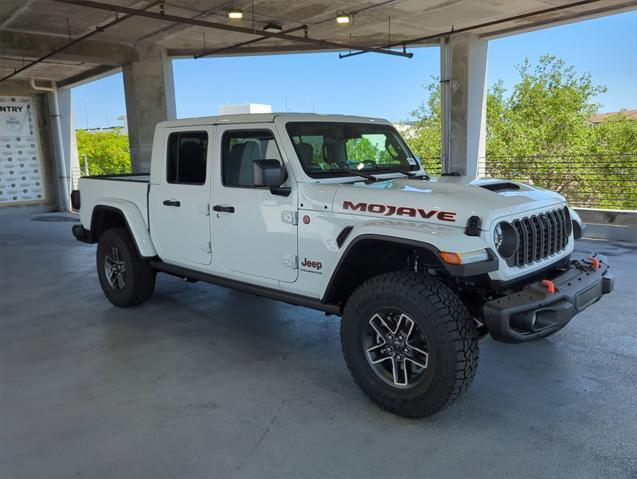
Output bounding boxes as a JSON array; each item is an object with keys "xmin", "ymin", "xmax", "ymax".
[{"xmin": 322, "ymin": 175, "xmax": 567, "ymax": 230}]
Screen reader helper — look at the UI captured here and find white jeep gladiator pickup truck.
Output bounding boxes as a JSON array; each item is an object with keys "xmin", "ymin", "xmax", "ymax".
[{"xmin": 71, "ymin": 113, "xmax": 613, "ymax": 418}]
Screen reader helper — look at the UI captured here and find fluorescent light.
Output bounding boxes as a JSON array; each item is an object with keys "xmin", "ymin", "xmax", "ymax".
[
  {"xmin": 226, "ymin": 8, "xmax": 243, "ymax": 19},
  {"xmin": 263, "ymin": 23, "xmax": 283, "ymax": 33},
  {"xmin": 336, "ymin": 13, "xmax": 352, "ymax": 25}
]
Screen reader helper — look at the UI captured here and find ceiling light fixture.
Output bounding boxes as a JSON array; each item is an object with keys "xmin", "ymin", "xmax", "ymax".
[
  {"xmin": 263, "ymin": 23, "xmax": 283, "ymax": 33},
  {"xmin": 226, "ymin": 8, "xmax": 243, "ymax": 19},
  {"xmin": 336, "ymin": 12, "xmax": 353, "ymax": 25}
]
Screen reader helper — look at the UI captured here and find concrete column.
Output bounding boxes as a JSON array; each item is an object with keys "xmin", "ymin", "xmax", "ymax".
[
  {"xmin": 122, "ymin": 46, "xmax": 176, "ymax": 172},
  {"xmin": 55, "ymin": 88, "xmax": 80, "ymax": 189},
  {"xmin": 440, "ymin": 33, "xmax": 488, "ymax": 178},
  {"xmin": 33, "ymin": 93, "xmax": 60, "ymax": 212},
  {"xmin": 46, "ymin": 87, "xmax": 76, "ymax": 211}
]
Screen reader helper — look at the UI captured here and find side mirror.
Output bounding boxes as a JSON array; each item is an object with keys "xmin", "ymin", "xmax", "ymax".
[{"xmin": 252, "ymin": 159, "xmax": 288, "ymax": 187}]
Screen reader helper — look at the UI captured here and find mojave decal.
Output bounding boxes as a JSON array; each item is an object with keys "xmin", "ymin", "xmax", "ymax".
[{"xmin": 342, "ymin": 201, "xmax": 457, "ymax": 222}]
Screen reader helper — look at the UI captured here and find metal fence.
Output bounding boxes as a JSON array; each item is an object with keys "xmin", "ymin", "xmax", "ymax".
[{"xmin": 419, "ymin": 154, "xmax": 637, "ymax": 211}]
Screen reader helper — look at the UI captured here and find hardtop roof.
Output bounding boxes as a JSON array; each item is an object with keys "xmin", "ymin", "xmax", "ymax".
[{"xmin": 156, "ymin": 113, "xmax": 391, "ymax": 128}]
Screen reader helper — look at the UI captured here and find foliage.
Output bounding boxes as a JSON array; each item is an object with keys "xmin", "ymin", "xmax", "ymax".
[
  {"xmin": 406, "ymin": 55, "xmax": 637, "ymax": 209},
  {"xmin": 406, "ymin": 81, "xmax": 443, "ymax": 174},
  {"xmin": 346, "ymin": 137, "xmax": 380, "ymax": 162},
  {"xmin": 584, "ymin": 114, "xmax": 637, "ymax": 209},
  {"xmin": 76, "ymin": 128, "xmax": 131, "ymax": 175}
]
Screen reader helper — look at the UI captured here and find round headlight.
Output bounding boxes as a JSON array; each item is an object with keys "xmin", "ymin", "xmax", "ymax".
[{"xmin": 494, "ymin": 221, "xmax": 517, "ymax": 259}]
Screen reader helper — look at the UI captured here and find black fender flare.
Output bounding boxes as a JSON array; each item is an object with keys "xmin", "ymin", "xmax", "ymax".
[{"xmin": 321, "ymin": 234, "xmax": 498, "ymax": 305}]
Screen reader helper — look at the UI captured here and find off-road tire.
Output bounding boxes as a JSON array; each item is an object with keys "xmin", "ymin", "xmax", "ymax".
[
  {"xmin": 97, "ymin": 227, "xmax": 156, "ymax": 307},
  {"xmin": 341, "ymin": 271, "xmax": 479, "ymax": 418}
]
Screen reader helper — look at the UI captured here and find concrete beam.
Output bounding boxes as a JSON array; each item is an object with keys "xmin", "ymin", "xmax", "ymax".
[
  {"xmin": 0, "ymin": 30, "xmax": 136, "ymax": 66},
  {"xmin": 57, "ymin": 65, "xmax": 119, "ymax": 88},
  {"xmin": 0, "ymin": 56, "xmax": 90, "ymax": 83},
  {"xmin": 0, "ymin": 78, "xmax": 37, "ymax": 94},
  {"xmin": 440, "ymin": 33, "xmax": 488, "ymax": 178},
  {"xmin": 123, "ymin": 46, "xmax": 176, "ymax": 172},
  {"xmin": 576, "ymin": 207, "xmax": 637, "ymax": 244},
  {"xmin": 482, "ymin": 1, "xmax": 637, "ymax": 40},
  {"xmin": 0, "ymin": 0, "xmax": 33, "ymax": 30}
]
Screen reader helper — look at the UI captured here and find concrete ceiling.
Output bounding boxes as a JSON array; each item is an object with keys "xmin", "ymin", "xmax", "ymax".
[{"xmin": 1, "ymin": 0, "xmax": 635, "ymax": 88}]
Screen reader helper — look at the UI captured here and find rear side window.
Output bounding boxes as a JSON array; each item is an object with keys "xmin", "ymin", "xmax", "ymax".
[
  {"xmin": 222, "ymin": 130, "xmax": 281, "ymax": 187},
  {"xmin": 166, "ymin": 131, "xmax": 208, "ymax": 184}
]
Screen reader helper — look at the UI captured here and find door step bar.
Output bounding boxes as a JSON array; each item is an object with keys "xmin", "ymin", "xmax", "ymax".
[{"xmin": 150, "ymin": 260, "xmax": 341, "ymax": 315}]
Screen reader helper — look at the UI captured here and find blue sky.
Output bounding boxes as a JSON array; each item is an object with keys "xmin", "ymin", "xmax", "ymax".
[{"xmin": 72, "ymin": 10, "xmax": 637, "ymax": 129}]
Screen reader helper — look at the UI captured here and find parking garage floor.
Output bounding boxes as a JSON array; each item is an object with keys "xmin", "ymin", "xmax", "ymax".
[{"xmin": 1, "ymin": 212, "xmax": 636, "ymax": 479}]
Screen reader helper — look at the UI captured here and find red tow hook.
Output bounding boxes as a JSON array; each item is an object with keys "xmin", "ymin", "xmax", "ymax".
[
  {"xmin": 587, "ymin": 256, "xmax": 601, "ymax": 269},
  {"xmin": 541, "ymin": 279, "xmax": 556, "ymax": 294}
]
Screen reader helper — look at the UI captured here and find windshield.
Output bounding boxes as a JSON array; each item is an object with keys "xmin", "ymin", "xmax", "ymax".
[{"xmin": 286, "ymin": 122, "xmax": 421, "ymax": 179}]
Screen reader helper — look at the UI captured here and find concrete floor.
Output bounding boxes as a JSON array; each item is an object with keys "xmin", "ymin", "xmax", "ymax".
[{"xmin": 1, "ymin": 212, "xmax": 636, "ymax": 479}]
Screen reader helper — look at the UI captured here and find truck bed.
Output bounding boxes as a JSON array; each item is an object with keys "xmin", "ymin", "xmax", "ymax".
[{"xmin": 77, "ymin": 173, "xmax": 151, "ymax": 230}]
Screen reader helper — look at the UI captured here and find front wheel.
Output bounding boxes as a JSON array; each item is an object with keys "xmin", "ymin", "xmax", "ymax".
[
  {"xmin": 341, "ymin": 272, "xmax": 479, "ymax": 418},
  {"xmin": 96, "ymin": 227, "xmax": 156, "ymax": 307}
]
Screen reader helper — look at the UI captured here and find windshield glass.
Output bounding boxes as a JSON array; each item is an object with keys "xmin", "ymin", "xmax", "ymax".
[{"xmin": 286, "ymin": 122, "xmax": 421, "ymax": 178}]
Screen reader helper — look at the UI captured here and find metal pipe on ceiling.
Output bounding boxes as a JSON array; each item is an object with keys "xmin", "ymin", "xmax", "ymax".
[
  {"xmin": 0, "ymin": 0, "xmax": 163, "ymax": 82},
  {"xmin": 132, "ymin": 1, "xmax": 237, "ymax": 46},
  {"xmin": 338, "ymin": 0, "xmax": 607, "ymax": 59},
  {"xmin": 194, "ymin": 24, "xmax": 308, "ymax": 59},
  {"xmin": 52, "ymin": 0, "xmax": 413, "ymax": 58}
]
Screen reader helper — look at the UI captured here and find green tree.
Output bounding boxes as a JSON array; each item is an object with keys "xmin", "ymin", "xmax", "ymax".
[
  {"xmin": 407, "ymin": 80, "xmax": 442, "ymax": 173},
  {"xmin": 586, "ymin": 112, "xmax": 637, "ymax": 209},
  {"xmin": 406, "ymin": 55, "xmax": 637, "ymax": 209},
  {"xmin": 76, "ymin": 128, "xmax": 131, "ymax": 175},
  {"xmin": 346, "ymin": 137, "xmax": 380, "ymax": 162},
  {"xmin": 485, "ymin": 55, "xmax": 607, "ymax": 202},
  {"xmin": 488, "ymin": 55, "xmax": 605, "ymax": 156}
]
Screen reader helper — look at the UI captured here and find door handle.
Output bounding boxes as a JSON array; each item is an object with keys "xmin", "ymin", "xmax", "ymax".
[
  {"xmin": 163, "ymin": 199, "xmax": 181, "ymax": 207},
  {"xmin": 212, "ymin": 205, "xmax": 235, "ymax": 213}
]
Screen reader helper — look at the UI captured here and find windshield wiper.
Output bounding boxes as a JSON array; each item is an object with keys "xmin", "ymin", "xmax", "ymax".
[
  {"xmin": 374, "ymin": 165, "xmax": 430, "ymax": 180},
  {"xmin": 331, "ymin": 169, "xmax": 379, "ymax": 182}
]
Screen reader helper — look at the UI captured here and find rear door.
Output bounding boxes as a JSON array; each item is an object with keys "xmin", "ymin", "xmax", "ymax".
[
  {"xmin": 149, "ymin": 126, "xmax": 212, "ymax": 266},
  {"xmin": 210, "ymin": 125, "xmax": 298, "ymax": 283}
]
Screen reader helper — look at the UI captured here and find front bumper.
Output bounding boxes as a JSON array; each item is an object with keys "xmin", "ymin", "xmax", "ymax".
[{"xmin": 483, "ymin": 254, "xmax": 613, "ymax": 343}]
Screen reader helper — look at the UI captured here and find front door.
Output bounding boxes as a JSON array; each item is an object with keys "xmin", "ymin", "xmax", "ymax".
[
  {"xmin": 149, "ymin": 127, "xmax": 212, "ymax": 266},
  {"xmin": 211, "ymin": 125, "xmax": 298, "ymax": 283}
]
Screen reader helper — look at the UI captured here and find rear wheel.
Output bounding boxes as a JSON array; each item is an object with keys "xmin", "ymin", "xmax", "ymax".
[
  {"xmin": 341, "ymin": 272, "xmax": 479, "ymax": 418},
  {"xmin": 96, "ymin": 227, "xmax": 155, "ymax": 307}
]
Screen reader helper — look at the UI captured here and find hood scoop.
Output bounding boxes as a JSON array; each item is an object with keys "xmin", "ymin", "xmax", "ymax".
[{"xmin": 479, "ymin": 182, "xmax": 520, "ymax": 192}]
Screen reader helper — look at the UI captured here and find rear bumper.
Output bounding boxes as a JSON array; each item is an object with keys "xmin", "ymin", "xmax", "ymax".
[{"xmin": 483, "ymin": 254, "xmax": 613, "ymax": 343}]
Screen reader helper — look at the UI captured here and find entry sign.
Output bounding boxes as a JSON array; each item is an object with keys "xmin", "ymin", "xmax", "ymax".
[{"xmin": 0, "ymin": 96, "xmax": 46, "ymax": 204}]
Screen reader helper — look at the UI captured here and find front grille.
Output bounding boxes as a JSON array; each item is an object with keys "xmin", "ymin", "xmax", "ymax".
[{"xmin": 511, "ymin": 207, "xmax": 571, "ymax": 266}]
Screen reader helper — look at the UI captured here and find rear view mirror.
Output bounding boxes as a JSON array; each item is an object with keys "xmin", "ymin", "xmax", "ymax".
[{"xmin": 252, "ymin": 159, "xmax": 288, "ymax": 187}]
